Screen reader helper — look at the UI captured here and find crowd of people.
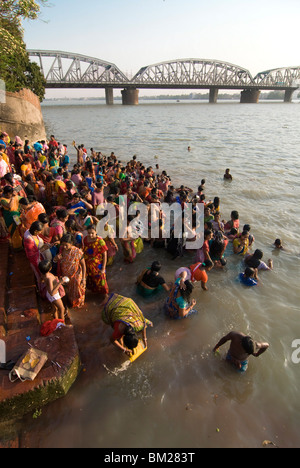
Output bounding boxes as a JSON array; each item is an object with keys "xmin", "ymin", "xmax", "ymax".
[{"xmin": 0, "ymin": 130, "xmax": 279, "ymax": 372}]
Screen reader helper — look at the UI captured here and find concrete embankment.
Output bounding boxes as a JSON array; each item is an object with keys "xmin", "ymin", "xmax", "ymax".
[{"xmin": 0, "ymin": 88, "xmax": 46, "ymax": 142}]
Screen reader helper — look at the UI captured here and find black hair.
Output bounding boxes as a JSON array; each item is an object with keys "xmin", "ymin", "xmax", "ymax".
[
  {"xmin": 123, "ymin": 327, "xmax": 139, "ymax": 351},
  {"xmin": 213, "ymin": 197, "xmax": 220, "ymax": 207},
  {"xmin": 29, "ymin": 221, "xmax": 43, "ymax": 235},
  {"xmin": 210, "ymin": 235, "xmax": 224, "ymax": 258},
  {"xmin": 3, "ymin": 186, "xmax": 13, "ymax": 195},
  {"xmin": 245, "ymin": 249, "xmax": 263, "ymax": 269},
  {"xmin": 241, "ymin": 336, "xmax": 256, "ymax": 355},
  {"xmin": 77, "ymin": 209, "xmax": 88, "ymax": 217},
  {"xmin": 60, "ymin": 233, "xmax": 74, "ymax": 245},
  {"xmin": 3, "ymin": 173, "xmax": 13, "ymax": 184},
  {"xmin": 38, "ymin": 213, "xmax": 50, "ymax": 225},
  {"xmin": 253, "ymin": 249, "xmax": 263, "ymax": 260},
  {"xmin": 38, "ymin": 259, "xmax": 52, "ymax": 275},
  {"xmin": 202, "ymin": 259, "xmax": 213, "ymax": 269},
  {"xmin": 151, "ymin": 261, "xmax": 162, "ymax": 273},
  {"xmin": 56, "ymin": 208, "xmax": 68, "ymax": 220},
  {"xmin": 244, "ymin": 267, "xmax": 255, "ymax": 278},
  {"xmin": 180, "ymin": 280, "xmax": 194, "ymax": 303},
  {"xmin": 245, "ymin": 257, "xmax": 260, "ymax": 269},
  {"xmin": 65, "ymin": 218, "xmax": 77, "ymax": 230}
]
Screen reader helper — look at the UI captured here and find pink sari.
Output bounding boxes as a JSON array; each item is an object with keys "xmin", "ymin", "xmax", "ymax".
[{"xmin": 23, "ymin": 231, "xmax": 46, "ymax": 298}]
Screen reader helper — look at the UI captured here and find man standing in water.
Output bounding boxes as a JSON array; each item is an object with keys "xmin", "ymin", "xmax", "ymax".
[{"xmin": 213, "ymin": 331, "xmax": 269, "ymax": 373}]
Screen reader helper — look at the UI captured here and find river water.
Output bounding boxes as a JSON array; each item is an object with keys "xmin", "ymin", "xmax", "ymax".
[{"xmin": 21, "ymin": 99, "xmax": 300, "ymax": 448}]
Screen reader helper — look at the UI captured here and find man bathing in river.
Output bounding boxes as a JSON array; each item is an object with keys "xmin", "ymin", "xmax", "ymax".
[{"xmin": 213, "ymin": 331, "xmax": 269, "ymax": 373}]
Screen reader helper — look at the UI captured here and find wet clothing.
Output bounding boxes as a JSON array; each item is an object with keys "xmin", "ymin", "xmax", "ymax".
[
  {"xmin": 226, "ymin": 351, "xmax": 249, "ymax": 373},
  {"xmin": 239, "ymin": 273, "xmax": 258, "ymax": 287},
  {"xmin": 102, "ymin": 293, "xmax": 152, "ymax": 333},
  {"xmin": 164, "ymin": 279, "xmax": 197, "ymax": 320}
]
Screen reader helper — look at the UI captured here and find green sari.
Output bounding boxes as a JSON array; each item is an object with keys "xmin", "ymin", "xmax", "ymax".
[
  {"xmin": 0, "ymin": 196, "xmax": 20, "ymax": 236},
  {"xmin": 102, "ymin": 293, "xmax": 152, "ymax": 332}
]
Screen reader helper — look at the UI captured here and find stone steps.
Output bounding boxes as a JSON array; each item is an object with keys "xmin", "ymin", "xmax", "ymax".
[{"xmin": 0, "ymin": 242, "xmax": 81, "ymax": 441}]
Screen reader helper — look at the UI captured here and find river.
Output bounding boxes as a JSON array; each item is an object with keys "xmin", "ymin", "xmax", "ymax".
[{"xmin": 20, "ymin": 99, "xmax": 300, "ymax": 448}]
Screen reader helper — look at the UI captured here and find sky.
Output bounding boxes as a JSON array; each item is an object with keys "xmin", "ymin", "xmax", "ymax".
[{"xmin": 23, "ymin": 0, "xmax": 300, "ymax": 99}]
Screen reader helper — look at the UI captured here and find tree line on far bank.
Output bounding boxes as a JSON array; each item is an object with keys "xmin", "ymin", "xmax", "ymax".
[{"xmin": 141, "ymin": 91, "xmax": 298, "ymax": 101}]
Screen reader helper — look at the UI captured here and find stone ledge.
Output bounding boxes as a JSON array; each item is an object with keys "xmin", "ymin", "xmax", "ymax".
[
  {"xmin": 0, "ymin": 249, "xmax": 81, "ymax": 426},
  {"xmin": 0, "ymin": 326, "xmax": 81, "ymax": 423}
]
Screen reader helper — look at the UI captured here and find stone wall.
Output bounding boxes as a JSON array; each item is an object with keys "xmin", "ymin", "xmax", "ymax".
[{"xmin": 0, "ymin": 88, "xmax": 46, "ymax": 143}]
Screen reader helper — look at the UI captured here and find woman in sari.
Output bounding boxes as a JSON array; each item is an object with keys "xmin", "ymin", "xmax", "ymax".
[
  {"xmin": 83, "ymin": 225, "xmax": 109, "ymax": 295},
  {"xmin": 164, "ymin": 279, "xmax": 197, "ymax": 320},
  {"xmin": 120, "ymin": 221, "xmax": 136, "ymax": 264},
  {"xmin": 65, "ymin": 218, "xmax": 83, "ymax": 249},
  {"xmin": 50, "ymin": 208, "xmax": 69, "ymax": 241},
  {"xmin": 54, "ymin": 178, "xmax": 67, "ymax": 206},
  {"xmin": 101, "ymin": 212, "xmax": 118, "ymax": 266},
  {"xmin": 0, "ymin": 186, "xmax": 20, "ymax": 234},
  {"xmin": 19, "ymin": 196, "xmax": 46, "ymax": 235},
  {"xmin": 55, "ymin": 234, "xmax": 86, "ymax": 309},
  {"xmin": 101, "ymin": 293, "xmax": 153, "ymax": 355},
  {"xmin": 0, "ymin": 186, "xmax": 22, "ymax": 249},
  {"xmin": 45, "ymin": 175, "xmax": 56, "ymax": 205},
  {"xmin": 38, "ymin": 213, "xmax": 59, "ymax": 262},
  {"xmin": 2, "ymin": 173, "xmax": 26, "ymax": 198},
  {"xmin": 24, "ymin": 221, "xmax": 51, "ymax": 298}
]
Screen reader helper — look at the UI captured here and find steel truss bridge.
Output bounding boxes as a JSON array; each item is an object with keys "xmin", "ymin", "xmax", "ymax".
[{"xmin": 28, "ymin": 50, "xmax": 300, "ymax": 104}]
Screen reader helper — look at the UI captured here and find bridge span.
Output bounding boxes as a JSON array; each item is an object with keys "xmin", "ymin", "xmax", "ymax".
[{"xmin": 28, "ymin": 50, "xmax": 300, "ymax": 105}]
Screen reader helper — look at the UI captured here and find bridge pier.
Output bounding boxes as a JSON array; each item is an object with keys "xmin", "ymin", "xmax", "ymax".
[
  {"xmin": 105, "ymin": 88, "xmax": 114, "ymax": 105},
  {"xmin": 121, "ymin": 88, "xmax": 139, "ymax": 105},
  {"xmin": 284, "ymin": 89, "xmax": 294, "ymax": 103},
  {"xmin": 209, "ymin": 88, "xmax": 218, "ymax": 104},
  {"xmin": 240, "ymin": 89, "xmax": 261, "ymax": 103}
]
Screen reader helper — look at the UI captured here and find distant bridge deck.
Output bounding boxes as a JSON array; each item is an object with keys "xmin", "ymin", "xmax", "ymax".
[{"xmin": 28, "ymin": 50, "xmax": 300, "ymax": 104}]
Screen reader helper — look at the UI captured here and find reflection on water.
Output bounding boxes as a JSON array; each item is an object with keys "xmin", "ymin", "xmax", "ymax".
[{"xmin": 19, "ymin": 101, "xmax": 300, "ymax": 448}]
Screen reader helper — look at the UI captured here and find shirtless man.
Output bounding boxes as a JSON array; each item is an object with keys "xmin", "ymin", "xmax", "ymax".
[
  {"xmin": 213, "ymin": 331, "xmax": 269, "ymax": 373},
  {"xmin": 224, "ymin": 168, "xmax": 233, "ymax": 180}
]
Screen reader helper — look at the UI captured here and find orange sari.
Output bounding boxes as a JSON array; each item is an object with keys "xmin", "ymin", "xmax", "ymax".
[{"xmin": 20, "ymin": 202, "xmax": 45, "ymax": 234}]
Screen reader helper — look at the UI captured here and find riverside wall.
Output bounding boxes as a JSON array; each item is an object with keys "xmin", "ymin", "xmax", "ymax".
[{"xmin": 0, "ymin": 88, "xmax": 46, "ymax": 142}]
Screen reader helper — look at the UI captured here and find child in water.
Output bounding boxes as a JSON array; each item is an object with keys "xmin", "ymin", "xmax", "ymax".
[
  {"xmin": 224, "ymin": 210, "xmax": 240, "ymax": 233},
  {"xmin": 39, "ymin": 260, "xmax": 69, "ymax": 321},
  {"xmin": 274, "ymin": 239, "xmax": 284, "ymax": 250},
  {"xmin": 239, "ymin": 267, "xmax": 258, "ymax": 287}
]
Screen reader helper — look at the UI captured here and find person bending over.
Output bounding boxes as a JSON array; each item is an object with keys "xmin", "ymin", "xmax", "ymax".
[{"xmin": 213, "ymin": 331, "xmax": 269, "ymax": 373}]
